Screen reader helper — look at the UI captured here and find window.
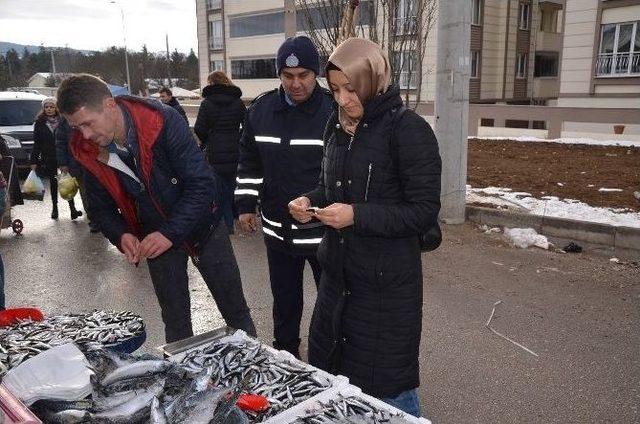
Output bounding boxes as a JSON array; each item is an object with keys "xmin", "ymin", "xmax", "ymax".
[
  {"xmin": 209, "ymin": 19, "xmax": 223, "ymax": 50},
  {"xmin": 596, "ymin": 21, "xmax": 640, "ymax": 76},
  {"xmin": 230, "ymin": 12, "xmax": 284, "ymax": 38},
  {"xmin": 472, "ymin": 0, "xmax": 482, "ymax": 26},
  {"xmin": 297, "ymin": 1, "xmax": 372, "ymax": 31},
  {"xmin": 516, "ymin": 53, "xmax": 528, "ymax": 78},
  {"xmin": 395, "ymin": 0, "xmax": 418, "ymax": 35},
  {"xmin": 518, "ymin": 2, "xmax": 530, "ymax": 30},
  {"xmin": 539, "ymin": 7, "xmax": 558, "ymax": 33},
  {"xmin": 393, "ymin": 51, "xmax": 418, "ymax": 89},
  {"xmin": 231, "ymin": 58, "xmax": 277, "ymax": 79},
  {"xmin": 0, "ymin": 100, "xmax": 42, "ymax": 126},
  {"xmin": 534, "ymin": 53, "xmax": 558, "ymax": 77},
  {"xmin": 206, "ymin": 0, "xmax": 221, "ymax": 10},
  {"xmin": 210, "ymin": 60, "xmax": 225, "ymax": 72},
  {"xmin": 471, "ymin": 51, "xmax": 480, "ymax": 78}
]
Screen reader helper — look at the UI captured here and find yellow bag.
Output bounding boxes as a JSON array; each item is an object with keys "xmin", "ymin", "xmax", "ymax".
[{"xmin": 58, "ymin": 172, "xmax": 79, "ymax": 201}]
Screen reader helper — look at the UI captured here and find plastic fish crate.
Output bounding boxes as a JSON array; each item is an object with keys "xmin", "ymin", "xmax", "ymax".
[{"xmin": 262, "ymin": 384, "xmax": 432, "ymax": 424}]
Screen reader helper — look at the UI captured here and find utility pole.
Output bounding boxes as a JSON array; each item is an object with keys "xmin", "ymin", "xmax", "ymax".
[
  {"xmin": 110, "ymin": 1, "xmax": 131, "ymax": 92},
  {"xmin": 166, "ymin": 33, "xmax": 172, "ymax": 88},
  {"xmin": 50, "ymin": 49, "xmax": 57, "ymax": 74},
  {"xmin": 434, "ymin": 0, "xmax": 471, "ymax": 224}
]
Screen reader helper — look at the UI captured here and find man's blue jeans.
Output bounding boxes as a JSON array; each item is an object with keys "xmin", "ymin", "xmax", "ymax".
[{"xmin": 381, "ymin": 388, "xmax": 421, "ymax": 417}]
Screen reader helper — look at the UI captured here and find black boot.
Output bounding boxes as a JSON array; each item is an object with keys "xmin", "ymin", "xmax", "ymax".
[
  {"xmin": 69, "ymin": 200, "xmax": 83, "ymax": 220},
  {"xmin": 51, "ymin": 203, "xmax": 58, "ymax": 220}
]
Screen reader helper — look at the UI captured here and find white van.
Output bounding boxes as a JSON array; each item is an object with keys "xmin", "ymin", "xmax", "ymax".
[{"xmin": 0, "ymin": 91, "xmax": 47, "ymax": 173}]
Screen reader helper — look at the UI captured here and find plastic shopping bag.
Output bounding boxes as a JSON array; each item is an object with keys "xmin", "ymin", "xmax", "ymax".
[
  {"xmin": 21, "ymin": 170, "xmax": 45, "ymax": 201},
  {"xmin": 58, "ymin": 172, "xmax": 79, "ymax": 201}
]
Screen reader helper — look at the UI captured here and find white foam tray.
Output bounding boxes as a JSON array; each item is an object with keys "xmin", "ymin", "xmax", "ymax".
[{"xmin": 262, "ymin": 384, "xmax": 432, "ymax": 424}]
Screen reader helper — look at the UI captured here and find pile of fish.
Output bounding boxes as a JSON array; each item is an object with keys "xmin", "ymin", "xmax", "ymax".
[
  {"xmin": 30, "ymin": 346, "xmax": 249, "ymax": 424},
  {"xmin": 292, "ymin": 396, "xmax": 413, "ymax": 424},
  {"xmin": 0, "ymin": 310, "xmax": 144, "ymax": 375},
  {"xmin": 179, "ymin": 338, "xmax": 332, "ymax": 422}
]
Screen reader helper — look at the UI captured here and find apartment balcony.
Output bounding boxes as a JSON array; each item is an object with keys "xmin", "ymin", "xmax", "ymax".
[
  {"xmin": 206, "ymin": 0, "xmax": 221, "ymax": 11},
  {"xmin": 532, "ymin": 77, "xmax": 559, "ymax": 99},
  {"xmin": 596, "ymin": 52, "xmax": 640, "ymax": 77},
  {"xmin": 536, "ymin": 31, "xmax": 563, "ymax": 52},
  {"xmin": 209, "ymin": 37, "xmax": 224, "ymax": 51}
]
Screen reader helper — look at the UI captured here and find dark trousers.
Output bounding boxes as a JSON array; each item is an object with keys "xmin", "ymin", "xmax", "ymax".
[
  {"xmin": 147, "ymin": 222, "xmax": 256, "ymax": 343},
  {"xmin": 266, "ymin": 246, "xmax": 321, "ymax": 354},
  {"xmin": 218, "ymin": 173, "xmax": 236, "ymax": 231}
]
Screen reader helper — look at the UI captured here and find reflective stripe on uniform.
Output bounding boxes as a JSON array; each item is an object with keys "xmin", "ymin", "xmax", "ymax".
[
  {"xmin": 255, "ymin": 136, "xmax": 281, "ymax": 144},
  {"xmin": 263, "ymin": 226, "xmax": 284, "ymax": 241},
  {"xmin": 292, "ymin": 238, "xmax": 323, "ymax": 245},
  {"xmin": 236, "ymin": 177, "xmax": 264, "ymax": 185},
  {"xmin": 290, "ymin": 139, "xmax": 324, "ymax": 146},
  {"xmin": 234, "ymin": 189, "xmax": 259, "ymax": 196},
  {"xmin": 261, "ymin": 213, "xmax": 282, "ymax": 228}
]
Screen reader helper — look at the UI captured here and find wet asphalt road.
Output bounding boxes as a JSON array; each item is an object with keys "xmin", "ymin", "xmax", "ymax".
[{"xmin": 1, "ymin": 191, "xmax": 638, "ymax": 423}]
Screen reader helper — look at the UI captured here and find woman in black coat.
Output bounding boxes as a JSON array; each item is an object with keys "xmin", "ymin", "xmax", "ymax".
[
  {"xmin": 289, "ymin": 38, "xmax": 441, "ymax": 416},
  {"xmin": 194, "ymin": 71, "xmax": 247, "ymax": 233},
  {"xmin": 31, "ymin": 98, "xmax": 82, "ymax": 220}
]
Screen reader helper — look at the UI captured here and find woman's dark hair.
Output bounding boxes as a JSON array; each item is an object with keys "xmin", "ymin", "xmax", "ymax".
[{"xmin": 326, "ymin": 62, "xmax": 340, "ymax": 73}]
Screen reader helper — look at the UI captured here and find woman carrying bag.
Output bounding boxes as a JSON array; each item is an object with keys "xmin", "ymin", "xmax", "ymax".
[
  {"xmin": 289, "ymin": 38, "xmax": 441, "ymax": 416},
  {"xmin": 31, "ymin": 97, "xmax": 82, "ymax": 220}
]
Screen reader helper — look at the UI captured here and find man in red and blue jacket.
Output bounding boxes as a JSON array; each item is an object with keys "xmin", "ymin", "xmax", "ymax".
[{"xmin": 57, "ymin": 74, "xmax": 256, "ymax": 343}]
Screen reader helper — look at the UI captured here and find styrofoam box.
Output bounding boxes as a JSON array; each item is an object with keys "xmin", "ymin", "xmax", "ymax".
[{"xmin": 262, "ymin": 384, "xmax": 432, "ymax": 424}]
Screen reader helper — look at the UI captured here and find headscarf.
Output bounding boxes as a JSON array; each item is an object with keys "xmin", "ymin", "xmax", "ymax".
[
  {"xmin": 326, "ymin": 38, "xmax": 391, "ymax": 134},
  {"xmin": 41, "ymin": 97, "xmax": 59, "ymax": 132}
]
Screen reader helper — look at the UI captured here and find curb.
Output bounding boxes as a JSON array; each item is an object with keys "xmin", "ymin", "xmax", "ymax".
[{"xmin": 465, "ymin": 205, "xmax": 640, "ymax": 252}]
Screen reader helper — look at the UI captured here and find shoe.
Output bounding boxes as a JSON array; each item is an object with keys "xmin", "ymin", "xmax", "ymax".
[
  {"xmin": 51, "ymin": 205, "xmax": 59, "ymax": 220},
  {"xmin": 71, "ymin": 209, "xmax": 83, "ymax": 220}
]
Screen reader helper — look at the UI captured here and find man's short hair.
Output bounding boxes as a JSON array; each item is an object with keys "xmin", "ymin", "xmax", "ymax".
[
  {"xmin": 158, "ymin": 87, "xmax": 173, "ymax": 96},
  {"xmin": 57, "ymin": 74, "xmax": 113, "ymax": 115}
]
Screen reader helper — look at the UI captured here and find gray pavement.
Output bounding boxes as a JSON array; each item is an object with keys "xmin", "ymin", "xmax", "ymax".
[{"xmin": 1, "ymin": 191, "xmax": 638, "ymax": 423}]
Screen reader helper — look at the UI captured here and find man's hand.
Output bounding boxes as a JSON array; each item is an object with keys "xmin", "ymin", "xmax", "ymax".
[
  {"xmin": 288, "ymin": 196, "xmax": 313, "ymax": 223},
  {"xmin": 239, "ymin": 213, "xmax": 257, "ymax": 233},
  {"xmin": 139, "ymin": 231, "xmax": 173, "ymax": 259},
  {"xmin": 120, "ymin": 233, "xmax": 141, "ymax": 264},
  {"xmin": 59, "ymin": 166, "xmax": 70, "ymax": 174},
  {"xmin": 315, "ymin": 203, "xmax": 354, "ymax": 229}
]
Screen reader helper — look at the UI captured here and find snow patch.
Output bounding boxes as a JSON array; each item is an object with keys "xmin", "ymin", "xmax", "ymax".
[
  {"xmin": 504, "ymin": 228, "xmax": 550, "ymax": 250},
  {"xmin": 598, "ymin": 188, "xmax": 623, "ymax": 192},
  {"xmin": 472, "ymin": 136, "xmax": 640, "ymax": 148}
]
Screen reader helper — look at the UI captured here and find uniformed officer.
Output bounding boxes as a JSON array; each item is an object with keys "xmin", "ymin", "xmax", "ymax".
[{"xmin": 235, "ymin": 36, "xmax": 333, "ymax": 358}]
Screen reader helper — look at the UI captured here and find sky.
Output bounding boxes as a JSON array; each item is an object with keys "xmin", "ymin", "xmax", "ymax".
[{"xmin": 0, "ymin": 0, "xmax": 198, "ymax": 54}]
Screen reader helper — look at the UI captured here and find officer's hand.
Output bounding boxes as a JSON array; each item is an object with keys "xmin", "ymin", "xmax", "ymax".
[
  {"xmin": 239, "ymin": 213, "xmax": 257, "ymax": 233},
  {"xmin": 315, "ymin": 203, "xmax": 354, "ymax": 229},
  {"xmin": 120, "ymin": 233, "xmax": 141, "ymax": 264},
  {"xmin": 59, "ymin": 166, "xmax": 69, "ymax": 174},
  {"xmin": 288, "ymin": 196, "xmax": 313, "ymax": 223},
  {"xmin": 139, "ymin": 231, "xmax": 173, "ymax": 259}
]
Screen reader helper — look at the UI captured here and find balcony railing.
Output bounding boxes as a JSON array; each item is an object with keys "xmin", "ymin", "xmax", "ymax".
[
  {"xmin": 398, "ymin": 71, "xmax": 417, "ymax": 89},
  {"xmin": 394, "ymin": 16, "xmax": 418, "ymax": 36},
  {"xmin": 209, "ymin": 37, "xmax": 223, "ymax": 50},
  {"xmin": 206, "ymin": 0, "xmax": 221, "ymax": 10},
  {"xmin": 596, "ymin": 52, "xmax": 640, "ymax": 77}
]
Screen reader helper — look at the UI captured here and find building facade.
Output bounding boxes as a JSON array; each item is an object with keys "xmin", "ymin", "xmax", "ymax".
[{"xmin": 195, "ymin": 0, "xmax": 638, "ymax": 109}]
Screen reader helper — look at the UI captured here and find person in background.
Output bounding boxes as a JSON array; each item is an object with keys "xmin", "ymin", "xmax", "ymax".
[
  {"xmin": 194, "ymin": 71, "xmax": 246, "ymax": 233},
  {"xmin": 31, "ymin": 97, "xmax": 83, "ymax": 220},
  {"xmin": 56, "ymin": 117, "xmax": 99, "ymax": 233},
  {"xmin": 158, "ymin": 87, "xmax": 189, "ymax": 123},
  {"xmin": 289, "ymin": 38, "xmax": 442, "ymax": 416},
  {"xmin": 235, "ymin": 36, "xmax": 333, "ymax": 358},
  {"xmin": 57, "ymin": 74, "xmax": 256, "ymax": 343}
]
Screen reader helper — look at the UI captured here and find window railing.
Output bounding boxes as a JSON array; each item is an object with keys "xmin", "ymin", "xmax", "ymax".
[
  {"xmin": 398, "ymin": 71, "xmax": 418, "ymax": 89},
  {"xmin": 209, "ymin": 37, "xmax": 223, "ymax": 50},
  {"xmin": 596, "ymin": 52, "xmax": 640, "ymax": 76},
  {"xmin": 206, "ymin": 0, "xmax": 221, "ymax": 10},
  {"xmin": 394, "ymin": 16, "xmax": 418, "ymax": 36}
]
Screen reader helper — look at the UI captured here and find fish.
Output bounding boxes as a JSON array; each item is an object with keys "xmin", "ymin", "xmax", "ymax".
[
  {"xmin": 149, "ymin": 396, "xmax": 168, "ymax": 424},
  {"xmin": 100, "ymin": 360, "xmax": 172, "ymax": 387}
]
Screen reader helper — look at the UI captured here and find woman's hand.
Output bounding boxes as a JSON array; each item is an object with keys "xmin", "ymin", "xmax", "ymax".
[
  {"xmin": 288, "ymin": 196, "xmax": 313, "ymax": 223},
  {"xmin": 315, "ymin": 203, "xmax": 354, "ymax": 229}
]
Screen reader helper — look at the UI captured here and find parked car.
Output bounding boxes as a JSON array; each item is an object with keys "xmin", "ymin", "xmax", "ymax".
[{"xmin": 0, "ymin": 91, "xmax": 47, "ymax": 175}]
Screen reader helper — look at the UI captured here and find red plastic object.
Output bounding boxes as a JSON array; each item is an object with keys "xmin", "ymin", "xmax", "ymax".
[
  {"xmin": 236, "ymin": 393, "xmax": 270, "ymax": 412},
  {"xmin": 0, "ymin": 308, "xmax": 44, "ymax": 327},
  {"xmin": 0, "ymin": 384, "xmax": 42, "ymax": 423}
]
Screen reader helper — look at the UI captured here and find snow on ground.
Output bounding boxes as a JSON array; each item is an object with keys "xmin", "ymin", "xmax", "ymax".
[
  {"xmin": 467, "ymin": 186, "xmax": 640, "ymax": 228},
  {"xmin": 472, "ymin": 135, "xmax": 640, "ymax": 148},
  {"xmin": 503, "ymin": 228, "xmax": 550, "ymax": 250}
]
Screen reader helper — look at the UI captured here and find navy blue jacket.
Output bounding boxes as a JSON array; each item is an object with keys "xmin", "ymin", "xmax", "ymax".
[{"xmin": 73, "ymin": 97, "xmax": 220, "ymax": 255}]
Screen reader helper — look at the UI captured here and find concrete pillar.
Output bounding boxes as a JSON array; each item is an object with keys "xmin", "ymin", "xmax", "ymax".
[
  {"xmin": 284, "ymin": 0, "xmax": 297, "ymax": 38},
  {"xmin": 434, "ymin": 0, "xmax": 471, "ymax": 224}
]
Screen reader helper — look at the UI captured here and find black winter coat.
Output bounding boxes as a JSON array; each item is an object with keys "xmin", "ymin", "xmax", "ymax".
[
  {"xmin": 166, "ymin": 97, "xmax": 189, "ymax": 123},
  {"xmin": 194, "ymin": 84, "xmax": 246, "ymax": 176},
  {"xmin": 305, "ymin": 87, "xmax": 441, "ymax": 398},
  {"xmin": 31, "ymin": 118, "xmax": 59, "ymax": 175},
  {"xmin": 235, "ymin": 85, "xmax": 333, "ymax": 256}
]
